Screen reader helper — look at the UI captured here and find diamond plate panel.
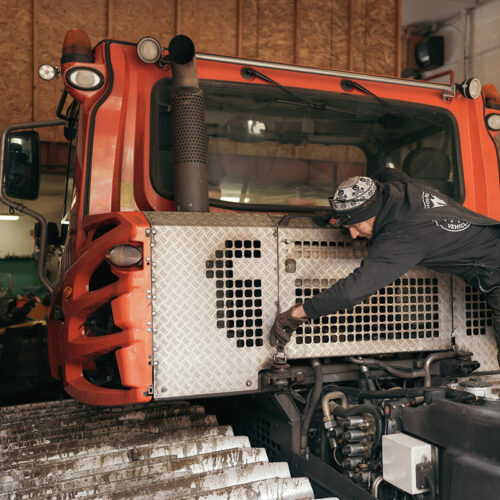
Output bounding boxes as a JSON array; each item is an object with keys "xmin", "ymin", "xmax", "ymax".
[
  {"xmin": 144, "ymin": 212, "xmax": 276, "ymax": 228},
  {"xmin": 278, "ymin": 227, "xmax": 453, "ymax": 358},
  {"xmin": 452, "ymin": 276, "xmax": 498, "ymax": 371},
  {"xmin": 147, "ymin": 213, "xmax": 277, "ymax": 399}
]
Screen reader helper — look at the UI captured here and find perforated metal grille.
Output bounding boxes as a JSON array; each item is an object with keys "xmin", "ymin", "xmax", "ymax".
[
  {"xmin": 292, "ymin": 239, "xmax": 367, "ymax": 259},
  {"xmin": 294, "ymin": 276, "xmax": 441, "ymax": 344},
  {"xmin": 205, "ymin": 239, "xmax": 264, "ymax": 348},
  {"xmin": 247, "ymin": 415, "xmax": 282, "ymax": 461},
  {"xmin": 465, "ymin": 285, "xmax": 493, "ymax": 336}
]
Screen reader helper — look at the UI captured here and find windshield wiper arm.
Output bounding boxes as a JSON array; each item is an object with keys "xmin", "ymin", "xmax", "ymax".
[
  {"xmin": 340, "ymin": 79, "xmax": 388, "ymax": 108},
  {"xmin": 242, "ymin": 67, "xmax": 359, "ymax": 115}
]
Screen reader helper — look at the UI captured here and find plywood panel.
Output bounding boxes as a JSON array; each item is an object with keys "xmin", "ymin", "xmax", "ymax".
[
  {"xmin": 331, "ymin": 0, "xmax": 349, "ymax": 70},
  {"xmin": 296, "ymin": 0, "xmax": 332, "ymax": 68},
  {"xmin": 180, "ymin": 0, "xmax": 237, "ymax": 55},
  {"xmin": 352, "ymin": 0, "xmax": 368, "ymax": 72},
  {"xmin": 257, "ymin": 0, "xmax": 295, "ymax": 63},
  {"xmin": 110, "ymin": 0, "xmax": 176, "ymax": 46},
  {"xmin": 0, "ymin": 0, "xmax": 33, "ymax": 132},
  {"xmin": 365, "ymin": 0, "xmax": 398, "ymax": 76},
  {"xmin": 241, "ymin": 0, "xmax": 259, "ymax": 59}
]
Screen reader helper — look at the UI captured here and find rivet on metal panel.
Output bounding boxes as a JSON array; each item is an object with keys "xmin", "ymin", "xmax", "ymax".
[
  {"xmin": 147, "ymin": 321, "xmax": 151, "ymax": 326},
  {"xmin": 147, "ymin": 295, "xmax": 152, "ymax": 299},
  {"xmin": 153, "ymin": 295, "xmax": 157, "ymax": 300},
  {"xmin": 152, "ymin": 311, "xmax": 157, "ymax": 316},
  {"xmin": 147, "ymin": 328, "xmax": 151, "ymax": 332},
  {"xmin": 152, "ymin": 229, "xmax": 157, "ymax": 234},
  {"xmin": 161, "ymin": 387, "xmax": 167, "ymax": 393},
  {"xmin": 246, "ymin": 380, "xmax": 252, "ymax": 386},
  {"xmin": 147, "ymin": 289, "xmax": 151, "ymax": 293},
  {"xmin": 152, "ymin": 278, "xmax": 156, "ymax": 283},
  {"xmin": 145, "ymin": 229, "xmax": 151, "ymax": 236},
  {"xmin": 151, "ymin": 243, "xmax": 155, "ymax": 247},
  {"xmin": 153, "ymin": 328, "xmax": 158, "ymax": 333},
  {"xmin": 153, "ymin": 346, "xmax": 158, "ymax": 352},
  {"xmin": 153, "ymin": 361, "xmax": 158, "ymax": 366},
  {"xmin": 152, "ymin": 262, "xmax": 157, "ymax": 267},
  {"xmin": 146, "ymin": 257, "xmax": 151, "ymax": 261}
]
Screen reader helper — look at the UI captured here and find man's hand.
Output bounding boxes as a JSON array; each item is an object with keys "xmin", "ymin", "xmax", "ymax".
[{"xmin": 270, "ymin": 304, "xmax": 307, "ymax": 346}]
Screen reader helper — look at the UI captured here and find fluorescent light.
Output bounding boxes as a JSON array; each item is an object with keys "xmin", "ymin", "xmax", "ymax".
[{"xmin": 0, "ymin": 215, "xmax": 19, "ymax": 221}]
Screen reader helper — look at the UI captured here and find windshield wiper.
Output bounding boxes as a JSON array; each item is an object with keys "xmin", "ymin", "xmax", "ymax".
[
  {"xmin": 275, "ymin": 98, "xmax": 359, "ymax": 116},
  {"xmin": 241, "ymin": 67, "xmax": 359, "ymax": 116}
]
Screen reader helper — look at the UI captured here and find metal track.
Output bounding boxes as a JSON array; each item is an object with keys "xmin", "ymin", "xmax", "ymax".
[{"xmin": 0, "ymin": 399, "xmax": 316, "ymax": 499}]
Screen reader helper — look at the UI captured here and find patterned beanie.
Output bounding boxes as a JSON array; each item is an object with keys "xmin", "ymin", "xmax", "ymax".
[{"xmin": 329, "ymin": 176, "xmax": 382, "ymax": 226}]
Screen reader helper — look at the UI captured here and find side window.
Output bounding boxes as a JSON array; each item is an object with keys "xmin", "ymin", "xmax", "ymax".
[{"xmin": 388, "ymin": 129, "xmax": 457, "ymax": 200}]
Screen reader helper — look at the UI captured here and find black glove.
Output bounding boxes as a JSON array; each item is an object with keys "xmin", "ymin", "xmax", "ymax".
[{"xmin": 270, "ymin": 305, "xmax": 307, "ymax": 346}]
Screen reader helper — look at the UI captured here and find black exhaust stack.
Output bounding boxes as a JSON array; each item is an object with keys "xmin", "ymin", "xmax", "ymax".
[{"xmin": 168, "ymin": 35, "xmax": 209, "ymax": 212}]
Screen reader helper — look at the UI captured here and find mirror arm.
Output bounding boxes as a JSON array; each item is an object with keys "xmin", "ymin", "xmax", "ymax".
[{"xmin": 0, "ymin": 120, "xmax": 66, "ymax": 294}]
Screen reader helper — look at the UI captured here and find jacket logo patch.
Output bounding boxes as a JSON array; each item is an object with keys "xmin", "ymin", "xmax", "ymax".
[
  {"xmin": 422, "ymin": 192, "xmax": 447, "ymax": 209},
  {"xmin": 433, "ymin": 219, "xmax": 471, "ymax": 232}
]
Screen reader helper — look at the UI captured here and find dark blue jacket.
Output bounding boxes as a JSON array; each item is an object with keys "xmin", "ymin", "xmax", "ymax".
[{"xmin": 303, "ymin": 169, "xmax": 500, "ymax": 319}]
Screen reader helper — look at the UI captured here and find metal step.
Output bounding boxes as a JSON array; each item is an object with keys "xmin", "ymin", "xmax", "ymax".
[{"xmin": 0, "ymin": 399, "xmax": 316, "ymax": 499}]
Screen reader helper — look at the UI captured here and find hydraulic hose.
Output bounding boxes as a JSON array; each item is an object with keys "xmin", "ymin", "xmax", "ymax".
[
  {"xmin": 323, "ymin": 384, "xmax": 476, "ymax": 403},
  {"xmin": 348, "ymin": 351, "xmax": 457, "ymax": 387},
  {"xmin": 333, "ymin": 403, "xmax": 384, "ymax": 454},
  {"xmin": 300, "ymin": 358, "xmax": 323, "ymax": 455},
  {"xmin": 321, "ymin": 390, "xmax": 349, "ymax": 422}
]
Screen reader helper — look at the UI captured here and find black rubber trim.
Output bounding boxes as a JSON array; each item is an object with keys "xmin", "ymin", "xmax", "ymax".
[
  {"xmin": 61, "ymin": 53, "xmax": 93, "ymax": 64},
  {"xmin": 65, "ymin": 67, "xmax": 104, "ymax": 92},
  {"xmin": 94, "ymin": 40, "xmax": 137, "ymax": 50},
  {"xmin": 56, "ymin": 89, "xmax": 69, "ymax": 120},
  {"xmin": 450, "ymin": 106, "xmax": 466, "ymax": 205},
  {"xmin": 482, "ymin": 93, "xmax": 500, "ymax": 185},
  {"xmin": 83, "ymin": 41, "xmax": 114, "ymax": 216}
]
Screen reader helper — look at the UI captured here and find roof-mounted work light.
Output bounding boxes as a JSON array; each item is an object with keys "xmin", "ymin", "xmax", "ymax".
[
  {"xmin": 461, "ymin": 77, "xmax": 482, "ymax": 99},
  {"xmin": 38, "ymin": 64, "xmax": 60, "ymax": 81},
  {"xmin": 137, "ymin": 36, "xmax": 163, "ymax": 64}
]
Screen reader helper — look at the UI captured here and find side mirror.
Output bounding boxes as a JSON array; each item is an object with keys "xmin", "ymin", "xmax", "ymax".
[{"xmin": 3, "ymin": 130, "xmax": 41, "ymax": 200}]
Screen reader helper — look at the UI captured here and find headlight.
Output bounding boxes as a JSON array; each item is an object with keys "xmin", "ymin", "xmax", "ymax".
[
  {"xmin": 137, "ymin": 36, "xmax": 162, "ymax": 64},
  {"xmin": 487, "ymin": 114, "xmax": 500, "ymax": 131},
  {"xmin": 65, "ymin": 67, "xmax": 104, "ymax": 91},
  {"xmin": 105, "ymin": 245, "xmax": 143, "ymax": 268}
]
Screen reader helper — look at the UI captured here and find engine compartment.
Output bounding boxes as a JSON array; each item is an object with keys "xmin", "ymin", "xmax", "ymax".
[{"xmin": 223, "ymin": 354, "xmax": 500, "ymax": 499}]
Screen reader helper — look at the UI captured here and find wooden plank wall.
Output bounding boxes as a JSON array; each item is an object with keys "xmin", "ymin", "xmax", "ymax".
[{"xmin": 0, "ymin": 0, "xmax": 401, "ymax": 140}]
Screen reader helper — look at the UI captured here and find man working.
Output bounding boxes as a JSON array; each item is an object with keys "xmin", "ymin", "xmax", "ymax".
[{"xmin": 270, "ymin": 168, "xmax": 500, "ymax": 365}]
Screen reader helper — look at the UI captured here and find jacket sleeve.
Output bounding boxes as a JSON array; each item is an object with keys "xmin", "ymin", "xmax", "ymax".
[{"xmin": 302, "ymin": 231, "xmax": 425, "ymax": 319}]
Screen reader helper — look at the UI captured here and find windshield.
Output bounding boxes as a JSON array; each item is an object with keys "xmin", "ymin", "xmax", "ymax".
[{"xmin": 151, "ymin": 79, "xmax": 461, "ymax": 210}]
